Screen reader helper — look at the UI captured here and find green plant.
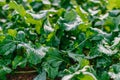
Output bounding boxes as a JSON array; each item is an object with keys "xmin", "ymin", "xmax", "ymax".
[{"xmin": 0, "ymin": 0, "xmax": 120, "ymax": 80}]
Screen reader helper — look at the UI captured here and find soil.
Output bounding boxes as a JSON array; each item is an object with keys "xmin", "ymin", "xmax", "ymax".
[
  {"xmin": 6, "ymin": 66, "xmax": 62, "ymax": 80},
  {"xmin": 7, "ymin": 67, "xmax": 37, "ymax": 80},
  {"xmin": 7, "ymin": 73, "xmax": 37, "ymax": 80}
]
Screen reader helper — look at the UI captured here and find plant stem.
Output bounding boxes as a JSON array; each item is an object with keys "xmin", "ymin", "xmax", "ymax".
[{"xmin": 14, "ymin": 70, "xmax": 37, "ymax": 74}]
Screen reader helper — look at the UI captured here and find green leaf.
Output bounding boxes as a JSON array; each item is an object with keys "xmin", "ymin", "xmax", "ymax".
[
  {"xmin": 68, "ymin": 52, "xmax": 89, "ymax": 68},
  {"xmin": 87, "ymin": 47, "xmax": 101, "ymax": 59},
  {"xmin": 0, "ymin": 59, "xmax": 11, "ymax": 66},
  {"xmin": 25, "ymin": 44, "xmax": 48, "ymax": 65},
  {"xmin": 34, "ymin": 71, "xmax": 46, "ymax": 80},
  {"xmin": 58, "ymin": 16, "xmax": 81, "ymax": 31},
  {"xmin": 44, "ymin": 19, "xmax": 54, "ymax": 33},
  {"xmin": 7, "ymin": 29, "xmax": 17, "ymax": 37},
  {"xmin": 107, "ymin": 0, "xmax": 120, "ymax": 10},
  {"xmin": 96, "ymin": 57, "xmax": 111, "ymax": 68},
  {"xmin": 100, "ymin": 71, "xmax": 110, "ymax": 80},
  {"xmin": 0, "ymin": 66, "xmax": 12, "ymax": 75},
  {"xmin": 43, "ymin": 62, "xmax": 59, "ymax": 79},
  {"xmin": 46, "ymin": 48, "xmax": 63, "ymax": 67},
  {"xmin": 112, "ymin": 63, "xmax": 120, "ymax": 74},
  {"xmin": 35, "ymin": 22, "xmax": 42, "ymax": 34},
  {"xmin": 109, "ymin": 10, "xmax": 120, "ymax": 17},
  {"xmin": 9, "ymin": 1, "xmax": 26, "ymax": 17},
  {"xmin": 72, "ymin": 73, "xmax": 96, "ymax": 80},
  {"xmin": 0, "ymin": 0, "xmax": 6, "ymax": 6},
  {"xmin": 76, "ymin": 6, "xmax": 88, "ymax": 22},
  {"xmin": 12, "ymin": 56, "xmax": 27, "ymax": 69},
  {"xmin": 16, "ymin": 31, "xmax": 25, "ymax": 41},
  {"xmin": 98, "ymin": 43, "xmax": 118, "ymax": 56},
  {"xmin": 0, "ymin": 37, "xmax": 16, "ymax": 55},
  {"xmin": 0, "ymin": 29, "xmax": 5, "ymax": 42},
  {"xmin": 62, "ymin": 66, "xmax": 97, "ymax": 80},
  {"xmin": 109, "ymin": 72, "xmax": 120, "ymax": 80},
  {"xmin": 112, "ymin": 37, "xmax": 120, "ymax": 48},
  {"xmin": 78, "ymin": 23, "xmax": 90, "ymax": 32},
  {"xmin": 43, "ymin": 48, "xmax": 63, "ymax": 79},
  {"xmin": 25, "ymin": 13, "xmax": 42, "ymax": 24},
  {"xmin": 68, "ymin": 52, "xmax": 84, "ymax": 62},
  {"xmin": 64, "ymin": 9, "xmax": 77, "ymax": 22}
]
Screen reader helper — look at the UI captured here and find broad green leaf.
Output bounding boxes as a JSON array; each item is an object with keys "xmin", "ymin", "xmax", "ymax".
[
  {"xmin": 34, "ymin": 71, "xmax": 46, "ymax": 80},
  {"xmin": 43, "ymin": 63, "xmax": 58, "ymax": 79},
  {"xmin": 46, "ymin": 32, "xmax": 55, "ymax": 42},
  {"xmin": 28, "ymin": 31, "xmax": 37, "ymax": 41},
  {"xmin": 30, "ymin": 1, "xmax": 43, "ymax": 12},
  {"xmin": 87, "ymin": 47, "xmax": 101, "ymax": 59},
  {"xmin": 0, "ymin": 0, "xmax": 120, "ymax": 79},
  {"xmin": 25, "ymin": 13, "xmax": 42, "ymax": 24},
  {"xmin": 109, "ymin": 72, "xmax": 120, "ymax": 80},
  {"xmin": 44, "ymin": 19, "xmax": 54, "ymax": 33},
  {"xmin": 100, "ymin": 71, "xmax": 110, "ymax": 80},
  {"xmin": 98, "ymin": 43, "xmax": 118, "ymax": 55},
  {"xmin": 0, "ymin": 37, "xmax": 16, "ymax": 55},
  {"xmin": 64, "ymin": 9, "xmax": 77, "ymax": 22},
  {"xmin": 78, "ymin": 23, "xmax": 90, "ymax": 32},
  {"xmin": 79, "ymin": 58, "xmax": 89, "ymax": 68},
  {"xmin": 112, "ymin": 63, "xmax": 120, "ymax": 74},
  {"xmin": 43, "ymin": 48, "xmax": 63, "ymax": 79},
  {"xmin": 68, "ymin": 52, "xmax": 89, "ymax": 68},
  {"xmin": 58, "ymin": 16, "xmax": 82, "ymax": 31},
  {"xmin": 68, "ymin": 52, "xmax": 84, "ymax": 62},
  {"xmin": 62, "ymin": 66, "xmax": 97, "ymax": 80},
  {"xmin": 35, "ymin": 21, "xmax": 42, "ymax": 34},
  {"xmin": 76, "ymin": 6, "xmax": 88, "ymax": 22},
  {"xmin": 42, "ymin": 0, "xmax": 51, "ymax": 5},
  {"xmin": 72, "ymin": 73, "xmax": 96, "ymax": 80},
  {"xmin": 25, "ymin": 44, "xmax": 48, "ymax": 65},
  {"xmin": 114, "ymin": 15, "xmax": 120, "ymax": 31},
  {"xmin": 9, "ymin": 1, "xmax": 26, "ymax": 17},
  {"xmin": 0, "ymin": 59, "xmax": 11, "ymax": 66},
  {"xmin": 112, "ymin": 37, "xmax": 120, "ymax": 48},
  {"xmin": 107, "ymin": 0, "xmax": 120, "ymax": 10},
  {"xmin": 0, "ymin": 66, "xmax": 12, "ymax": 75},
  {"xmin": 109, "ymin": 10, "xmax": 120, "ymax": 17},
  {"xmin": 12, "ymin": 56, "xmax": 27, "ymax": 69},
  {"xmin": 7, "ymin": 29, "xmax": 17, "ymax": 37},
  {"xmin": 96, "ymin": 57, "xmax": 111, "ymax": 68},
  {"xmin": 16, "ymin": 31, "xmax": 25, "ymax": 41},
  {"xmin": 0, "ymin": 29, "xmax": 5, "ymax": 42},
  {"xmin": 46, "ymin": 48, "xmax": 63, "ymax": 67},
  {"xmin": 0, "ymin": 0, "xmax": 6, "ymax": 6}
]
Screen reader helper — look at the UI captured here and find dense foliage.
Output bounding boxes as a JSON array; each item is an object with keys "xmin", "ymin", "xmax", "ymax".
[{"xmin": 0, "ymin": 0, "xmax": 120, "ymax": 80}]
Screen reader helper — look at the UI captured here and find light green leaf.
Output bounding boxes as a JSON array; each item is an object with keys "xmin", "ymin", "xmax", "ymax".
[
  {"xmin": 62, "ymin": 66, "xmax": 97, "ymax": 80},
  {"xmin": 35, "ymin": 21, "xmax": 42, "ymax": 34},
  {"xmin": 8, "ymin": 29, "xmax": 17, "ymax": 37},
  {"xmin": 34, "ymin": 71, "xmax": 46, "ymax": 80},
  {"xmin": 76, "ymin": 6, "xmax": 88, "ymax": 22},
  {"xmin": 9, "ymin": 1, "xmax": 26, "ymax": 17},
  {"xmin": 107, "ymin": 0, "xmax": 120, "ymax": 10}
]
